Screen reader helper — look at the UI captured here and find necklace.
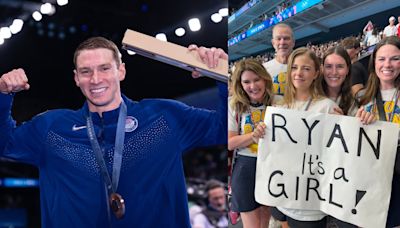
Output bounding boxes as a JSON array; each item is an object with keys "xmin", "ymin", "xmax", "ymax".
[
  {"xmin": 250, "ymin": 102, "xmax": 263, "ymax": 107},
  {"xmin": 387, "ymin": 88, "xmax": 399, "ymax": 122},
  {"xmin": 375, "ymin": 88, "xmax": 399, "ymax": 122}
]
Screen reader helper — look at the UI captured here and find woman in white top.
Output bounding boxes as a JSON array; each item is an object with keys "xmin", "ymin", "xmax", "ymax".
[
  {"xmin": 255, "ymin": 47, "xmax": 338, "ymax": 228},
  {"xmin": 228, "ymin": 59, "xmax": 275, "ymax": 228},
  {"xmin": 322, "ymin": 46, "xmax": 358, "ymax": 116},
  {"xmin": 367, "ymin": 29, "xmax": 381, "ymax": 47},
  {"xmin": 321, "ymin": 46, "xmax": 359, "ymax": 228},
  {"xmin": 357, "ymin": 36, "xmax": 400, "ymax": 228}
]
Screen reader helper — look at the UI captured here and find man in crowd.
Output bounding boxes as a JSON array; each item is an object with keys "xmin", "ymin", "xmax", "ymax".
[
  {"xmin": 192, "ymin": 179, "xmax": 228, "ymax": 228},
  {"xmin": 383, "ymin": 16, "xmax": 397, "ymax": 38},
  {"xmin": 262, "ymin": 23, "xmax": 295, "ymax": 95},
  {"xmin": 342, "ymin": 37, "xmax": 368, "ymax": 96}
]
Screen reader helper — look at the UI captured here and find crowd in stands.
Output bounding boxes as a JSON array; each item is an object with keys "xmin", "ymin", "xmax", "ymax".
[
  {"xmin": 229, "ymin": 0, "xmax": 299, "ymax": 38},
  {"xmin": 184, "ymin": 145, "xmax": 227, "ymax": 182},
  {"xmin": 230, "ymin": 15, "xmax": 400, "ymax": 71},
  {"xmin": 184, "ymin": 146, "xmax": 228, "ymax": 228}
]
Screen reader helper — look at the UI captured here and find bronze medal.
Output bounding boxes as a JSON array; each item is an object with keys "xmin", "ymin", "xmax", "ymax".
[{"xmin": 109, "ymin": 193, "xmax": 125, "ymax": 219}]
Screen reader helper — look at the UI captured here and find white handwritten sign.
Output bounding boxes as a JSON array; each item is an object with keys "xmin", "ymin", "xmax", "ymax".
[{"xmin": 255, "ymin": 107, "xmax": 399, "ymax": 228}]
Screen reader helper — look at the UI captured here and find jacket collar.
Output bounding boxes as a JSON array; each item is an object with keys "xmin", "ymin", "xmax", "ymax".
[{"xmin": 80, "ymin": 94, "xmax": 131, "ymax": 125}]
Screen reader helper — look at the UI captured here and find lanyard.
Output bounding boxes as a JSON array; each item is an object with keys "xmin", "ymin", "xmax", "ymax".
[
  {"xmin": 303, "ymin": 98, "xmax": 312, "ymax": 111},
  {"xmin": 287, "ymin": 98, "xmax": 312, "ymax": 110},
  {"xmin": 86, "ymin": 101, "xmax": 127, "ymax": 222},
  {"xmin": 375, "ymin": 89, "xmax": 399, "ymax": 122},
  {"xmin": 86, "ymin": 101, "xmax": 126, "ymax": 193}
]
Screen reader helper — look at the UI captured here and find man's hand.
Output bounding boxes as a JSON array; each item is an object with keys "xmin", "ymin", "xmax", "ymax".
[
  {"xmin": 0, "ymin": 68, "xmax": 30, "ymax": 94},
  {"xmin": 188, "ymin": 44, "xmax": 228, "ymax": 78}
]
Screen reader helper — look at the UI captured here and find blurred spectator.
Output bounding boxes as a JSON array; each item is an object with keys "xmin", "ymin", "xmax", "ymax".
[
  {"xmin": 191, "ymin": 180, "xmax": 228, "ymax": 228},
  {"xmin": 184, "ymin": 145, "xmax": 226, "ymax": 182},
  {"xmin": 342, "ymin": 37, "xmax": 361, "ymax": 62},
  {"xmin": 383, "ymin": 16, "xmax": 397, "ymax": 38},
  {"xmin": 362, "ymin": 20, "xmax": 374, "ymax": 46},
  {"xmin": 397, "ymin": 15, "xmax": 400, "ymax": 38},
  {"xmin": 367, "ymin": 28, "xmax": 381, "ymax": 47},
  {"xmin": 342, "ymin": 37, "xmax": 368, "ymax": 96}
]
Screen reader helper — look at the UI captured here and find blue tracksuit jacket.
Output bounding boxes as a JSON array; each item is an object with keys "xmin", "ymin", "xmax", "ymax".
[{"xmin": 0, "ymin": 84, "xmax": 227, "ymax": 227}]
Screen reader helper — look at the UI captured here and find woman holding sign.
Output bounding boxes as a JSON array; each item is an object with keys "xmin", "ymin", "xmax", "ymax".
[
  {"xmin": 228, "ymin": 59, "xmax": 276, "ymax": 228},
  {"xmin": 357, "ymin": 36, "xmax": 400, "ymax": 228},
  {"xmin": 264, "ymin": 47, "xmax": 338, "ymax": 227},
  {"xmin": 321, "ymin": 46, "xmax": 358, "ymax": 116}
]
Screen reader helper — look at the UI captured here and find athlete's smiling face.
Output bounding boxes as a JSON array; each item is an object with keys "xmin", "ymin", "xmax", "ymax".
[{"xmin": 74, "ymin": 48, "xmax": 126, "ymax": 114}]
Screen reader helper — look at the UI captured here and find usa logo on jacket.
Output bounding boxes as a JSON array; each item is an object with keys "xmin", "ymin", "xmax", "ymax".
[{"xmin": 125, "ymin": 116, "xmax": 138, "ymax": 132}]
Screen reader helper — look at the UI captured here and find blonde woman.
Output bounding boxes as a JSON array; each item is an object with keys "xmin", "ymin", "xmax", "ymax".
[{"xmin": 255, "ymin": 47, "xmax": 339, "ymax": 228}]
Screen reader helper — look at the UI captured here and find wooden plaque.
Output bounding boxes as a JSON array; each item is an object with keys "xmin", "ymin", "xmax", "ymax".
[{"xmin": 122, "ymin": 29, "xmax": 228, "ymax": 83}]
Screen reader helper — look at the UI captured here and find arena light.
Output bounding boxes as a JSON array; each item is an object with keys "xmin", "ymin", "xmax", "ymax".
[
  {"xmin": 58, "ymin": 31, "xmax": 65, "ymax": 40},
  {"xmin": 9, "ymin": 19, "xmax": 24, "ymax": 34},
  {"xmin": 57, "ymin": 0, "xmax": 69, "ymax": 6},
  {"xmin": 218, "ymin": 8, "xmax": 229, "ymax": 17},
  {"xmin": 0, "ymin": 37, "xmax": 4, "ymax": 45},
  {"xmin": 175, "ymin": 27, "xmax": 185, "ymax": 37},
  {"xmin": 69, "ymin": 26, "xmax": 77, "ymax": 34},
  {"xmin": 155, "ymin": 33, "xmax": 167, "ymax": 41},
  {"xmin": 0, "ymin": 27, "xmax": 12, "ymax": 39},
  {"xmin": 40, "ymin": 3, "xmax": 55, "ymax": 15},
  {"xmin": 211, "ymin": 13, "xmax": 223, "ymax": 23},
  {"xmin": 188, "ymin": 18, "xmax": 201, "ymax": 32},
  {"xmin": 32, "ymin": 11, "xmax": 43, "ymax": 21}
]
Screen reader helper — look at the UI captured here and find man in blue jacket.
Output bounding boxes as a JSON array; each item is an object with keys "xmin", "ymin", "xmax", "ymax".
[{"xmin": 0, "ymin": 37, "xmax": 227, "ymax": 227}]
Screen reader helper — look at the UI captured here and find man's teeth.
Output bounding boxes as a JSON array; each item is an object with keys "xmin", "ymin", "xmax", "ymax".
[{"xmin": 91, "ymin": 88, "xmax": 106, "ymax": 93}]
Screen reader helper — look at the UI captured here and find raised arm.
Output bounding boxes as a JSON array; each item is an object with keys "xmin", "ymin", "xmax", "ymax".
[
  {"xmin": 0, "ymin": 68, "xmax": 30, "ymax": 94},
  {"xmin": 0, "ymin": 68, "xmax": 30, "ymax": 157},
  {"xmin": 188, "ymin": 44, "xmax": 228, "ymax": 78}
]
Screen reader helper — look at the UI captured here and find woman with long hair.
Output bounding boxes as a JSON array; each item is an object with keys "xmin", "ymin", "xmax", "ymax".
[
  {"xmin": 357, "ymin": 36, "xmax": 400, "ymax": 227},
  {"xmin": 321, "ymin": 46, "xmax": 358, "ymax": 116},
  {"xmin": 228, "ymin": 58, "xmax": 275, "ymax": 228},
  {"xmin": 265, "ymin": 47, "xmax": 338, "ymax": 227}
]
